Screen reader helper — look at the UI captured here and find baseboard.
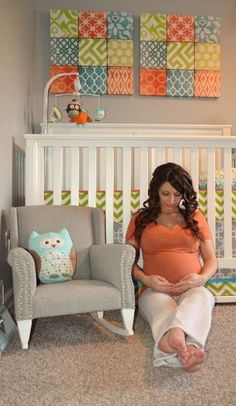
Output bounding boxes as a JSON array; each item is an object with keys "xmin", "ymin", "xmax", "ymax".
[{"xmin": 215, "ymin": 296, "xmax": 236, "ymax": 303}]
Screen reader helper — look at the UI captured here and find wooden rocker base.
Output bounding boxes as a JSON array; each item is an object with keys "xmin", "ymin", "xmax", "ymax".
[{"xmin": 90, "ymin": 309, "xmax": 134, "ymax": 336}]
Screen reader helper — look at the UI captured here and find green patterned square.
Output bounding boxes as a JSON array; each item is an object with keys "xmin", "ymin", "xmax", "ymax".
[
  {"xmin": 50, "ymin": 9, "xmax": 79, "ymax": 38},
  {"xmin": 195, "ymin": 43, "xmax": 220, "ymax": 71},
  {"xmin": 167, "ymin": 43, "xmax": 194, "ymax": 70},
  {"xmin": 140, "ymin": 13, "xmax": 167, "ymax": 41},
  {"xmin": 108, "ymin": 40, "xmax": 133, "ymax": 67},
  {"xmin": 79, "ymin": 39, "xmax": 107, "ymax": 66}
]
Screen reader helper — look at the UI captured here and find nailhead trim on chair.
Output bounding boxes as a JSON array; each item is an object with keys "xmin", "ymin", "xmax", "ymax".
[
  {"xmin": 120, "ymin": 246, "xmax": 135, "ymax": 309},
  {"xmin": 15, "ymin": 255, "xmax": 33, "ymax": 320}
]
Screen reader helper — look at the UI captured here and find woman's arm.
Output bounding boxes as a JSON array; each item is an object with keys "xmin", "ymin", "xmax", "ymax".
[
  {"xmin": 125, "ymin": 239, "xmax": 145, "ymax": 282},
  {"xmin": 198, "ymin": 238, "xmax": 218, "ymax": 283}
]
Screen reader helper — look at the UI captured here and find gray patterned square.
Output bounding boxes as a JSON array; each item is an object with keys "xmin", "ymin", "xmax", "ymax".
[
  {"xmin": 167, "ymin": 69, "xmax": 194, "ymax": 97},
  {"xmin": 50, "ymin": 38, "xmax": 78, "ymax": 65},
  {"xmin": 140, "ymin": 41, "xmax": 167, "ymax": 68},
  {"xmin": 195, "ymin": 16, "xmax": 221, "ymax": 43},
  {"xmin": 107, "ymin": 11, "xmax": 133, "ymax": 39},
  {"xmin": 79, "ymin": 67, "xmax": 107, "ymax": 94}
]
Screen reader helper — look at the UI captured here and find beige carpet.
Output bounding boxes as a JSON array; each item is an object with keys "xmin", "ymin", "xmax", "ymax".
[{"xmin": 0, "ymin": 304, "xmax": 235, "ymax": 406}]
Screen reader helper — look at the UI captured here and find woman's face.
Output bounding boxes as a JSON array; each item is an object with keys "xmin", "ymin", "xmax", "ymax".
[{"xmin": 158, "ymin": 181, "xmax": 182, "ymax": 213}]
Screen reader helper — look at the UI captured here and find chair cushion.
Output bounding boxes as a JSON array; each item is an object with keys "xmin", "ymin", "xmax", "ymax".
[
  {"xmin": 28, "ymin": 228, "xmax": 77, "ymax": 284},
  {"xmin": 32, "ymin": 279, "xmax": 122, "ymax": 318}
]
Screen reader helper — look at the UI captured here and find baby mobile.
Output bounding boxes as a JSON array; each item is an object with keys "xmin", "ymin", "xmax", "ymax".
[{"xmin": 50, "ymin": 73, "xmax": 106, "ymax": 125}]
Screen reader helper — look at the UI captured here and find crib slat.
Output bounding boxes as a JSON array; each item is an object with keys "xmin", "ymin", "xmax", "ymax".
[
  {"xmin": 45, "ymin": 147, "xmax": 53, "ymax": 191},
  {"xmin": 38, "ymin": 146, "xmax": 45, "ymax": 205},
  {"xmin": 53, "ymin": 147, "xmax": 63, "ymax": 205},
  {"xmin": 123, "ymin": 148, "xmax": 132, "ymax": 242},
  {"xmin": 223, "ymin": 148, "xmax": 232, "ymax": 258},
  {"xmin": 166, "ymin": 148, "xmax": 174, "ymax": 163},
  {"xmin": 105, "ymin": 147, "xmax": 114, "ymax": 243},
  {"xmin": 70, "ymin": 148, "xmax": 79, "ymax": 206},
  {"xmin": 190, "ymin": 148, "xmax": 199, "ymax": 197},
  {"xmin": 25, "ymin": 139, "xmax": 44, "ymax": 205},
  {"xmin": 64, "ymin": 148, "xmax": 70, "ymax": 190},
  {"xmin": 207, "ymin": 148, "xmax": 216, "ymax": 243},
  {"xmin": 173, "ymin": 148, "xmax": 182, "ymax": 165},
  {"xmin": 153, "ymin": 148, "xmax": 165, "ymax": 169},
  {"xmin": 88, "ymin": 147, "xmax": 97, "ymax": 207},
  {"xmin": 139, "ymin": 148, "xmax": 149, "ymax": 207}
]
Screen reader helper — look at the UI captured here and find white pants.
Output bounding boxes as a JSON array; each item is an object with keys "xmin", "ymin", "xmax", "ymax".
[{"xmin": 138, "ymin": 286, "xmax": 215, "ymax": 368}]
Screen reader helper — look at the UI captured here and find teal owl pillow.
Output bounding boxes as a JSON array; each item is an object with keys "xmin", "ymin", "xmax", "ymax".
[{"xmin": 28, "ymin": 228, "xmax": 77, "ymax": 284}]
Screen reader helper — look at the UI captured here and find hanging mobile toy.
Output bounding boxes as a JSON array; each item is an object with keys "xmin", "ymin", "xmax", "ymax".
[
  {"xmin": 51, "ymin": 106, "xmax": 62, "ymax": 122},
  {"xmin": 50, "ymin": 95, "xmax": 62, "ymax": 122},
  {"xmin": 93, "ymin": 95, "xmax": 106, "ymax": 121},
  {"xmin": 66, "ymin": 98, "xmax": 92, "ymax": 124}
]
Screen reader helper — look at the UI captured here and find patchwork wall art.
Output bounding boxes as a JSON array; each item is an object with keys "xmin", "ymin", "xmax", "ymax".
[
  {"xmin": 140, "ymin": 13, "xmax": 221, "ymax": 98},
  {"xmin": 49, "ymin": 9, "xmax": 134, "ymax": 95}
]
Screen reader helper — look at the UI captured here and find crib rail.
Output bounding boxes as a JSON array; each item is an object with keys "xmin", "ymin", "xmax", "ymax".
[{"xmin": 24, "ymin": 124, "xmax": 234, "ymax": 272}]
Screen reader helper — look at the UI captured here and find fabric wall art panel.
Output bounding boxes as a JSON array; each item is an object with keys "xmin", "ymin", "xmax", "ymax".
[
  {"xmin": 49, "ymin": 9, "xmax": 134, "ymax": 95},
  {"xmin": 140, "ymin": 13, "xmax": 221, "ymax": 98}
]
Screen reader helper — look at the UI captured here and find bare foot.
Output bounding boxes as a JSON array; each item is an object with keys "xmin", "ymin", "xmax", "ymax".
[
  {"xmin": 158, "ymin": 327, "xmax": 187, "ymax": 358},
  {"xmin": 181, "ymin": 345, "xmax": 205, "ymax": 372}
]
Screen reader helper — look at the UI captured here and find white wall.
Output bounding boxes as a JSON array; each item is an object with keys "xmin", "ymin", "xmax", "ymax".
[
  {"xmin": 0, "ymin": 0, "xmax": 34, "ymax": 293},
  {"xmin": 34, "ymin": 0, "xmax": 236, "ymax": 133}
]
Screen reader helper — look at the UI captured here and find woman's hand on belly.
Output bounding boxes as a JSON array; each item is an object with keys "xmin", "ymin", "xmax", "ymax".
[
  {"xmin": 170, "ymin": 273, "xmax": 206, "ymax": 295},
  {"xmin": 143, "ymin": 274, "xmax": 174, "ymax": 293}
]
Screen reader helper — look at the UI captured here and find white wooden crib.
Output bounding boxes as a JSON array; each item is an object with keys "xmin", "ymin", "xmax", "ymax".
[{"xmin": 24, "ymin": 123, "xmax": 236, "ymax": 303}]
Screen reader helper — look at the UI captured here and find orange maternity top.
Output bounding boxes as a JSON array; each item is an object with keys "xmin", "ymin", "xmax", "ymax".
[{"xmin": 125, "ymin": 211, "xmax": 212, "ymax": 284}]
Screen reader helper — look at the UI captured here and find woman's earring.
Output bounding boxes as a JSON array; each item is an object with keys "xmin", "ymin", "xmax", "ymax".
[{"xmin": 179, "ymin": 199, "xmax": 186, "ymax": 210}]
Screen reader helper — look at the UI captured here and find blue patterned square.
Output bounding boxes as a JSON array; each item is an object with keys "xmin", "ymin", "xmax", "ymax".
[
  {"xmin": 107, "ymin": 11, "xmax": 133, "ymax": 39},
  {"xmin": 167, "ymin": 70, "xmax": 194, "ymax": 97},
  {"xmin": 140, "ymin": 41, "xmax": 167, "ymax": 68},
  {"xmin": 195, "ymin": 16, "xmax": 221, "ymax": 43},
  {"xmin": 79, "ymin": 67, "xmax": 107, "ymax": 94},
  {"xmin": 50, "ymin": 38, "xmax": 78, "ymax": 65}
]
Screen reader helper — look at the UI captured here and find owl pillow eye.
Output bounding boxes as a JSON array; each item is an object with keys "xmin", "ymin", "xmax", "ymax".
[
  {"xmin": 28, "ymin": 228, "xmax": 77, "ymax": 284},
  {"xmin": 52, "ymin": 237, "xmax": 64, "ymax": 247},
  {"xmin": 41, "ymin": 238, "xmax": 51, "ymax": 247},
  {"xmin": 69, "ymin": 104, "xmax": 75, "ymax": 110}
]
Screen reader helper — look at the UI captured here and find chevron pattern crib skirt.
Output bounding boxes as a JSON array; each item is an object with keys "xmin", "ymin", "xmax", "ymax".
[
  {"xmin": 44, "ymin": 189, "xmax": 236, "ymax": 222},
  {"xmin": 205, "ymin": 278, "xmax": 236, "ymax": 297}
]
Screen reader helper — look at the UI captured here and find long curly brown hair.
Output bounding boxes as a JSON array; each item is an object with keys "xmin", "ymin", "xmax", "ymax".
[{"xmin": 134, "ymin": 162, "xmax": 200, "ymax": 245}]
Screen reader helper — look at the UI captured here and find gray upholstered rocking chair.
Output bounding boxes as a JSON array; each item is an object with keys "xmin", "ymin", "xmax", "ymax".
[{"xmin": 8, "ymin": 205, "xmax": 135, "ymax": 349}]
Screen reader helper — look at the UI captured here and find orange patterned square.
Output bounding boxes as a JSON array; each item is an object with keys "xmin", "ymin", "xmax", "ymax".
[
  {"xmin": 140, "ymin": 68, "xmax": 167, "ymax": 96},
  {"xmin": 108, "ymin": 67, "xmax": 133, "ymax": 95},
  {"xmin": 195, "ymin": 70, "xmax": 220, "ymax": 98},
  {"xmin": 50, "ymin": 66, "xmax": 78, "ymax": 93},
  {"xmin": 79, "ymin": 10, "xmax": 107, "ymax": 38},
  {"xmin": 167, "ymin": 14, "xmax": 194, "ymax": 42}
]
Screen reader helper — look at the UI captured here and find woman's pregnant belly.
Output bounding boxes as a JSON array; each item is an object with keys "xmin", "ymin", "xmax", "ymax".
[{"xmin": 143, "ymin": 251, "xmax": 202, "ymax": 283}]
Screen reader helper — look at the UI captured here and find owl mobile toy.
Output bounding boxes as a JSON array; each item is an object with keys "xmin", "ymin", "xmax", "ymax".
[{"xmin": 66, "ymin": 98, "xmax": 92, "ymax": 124}]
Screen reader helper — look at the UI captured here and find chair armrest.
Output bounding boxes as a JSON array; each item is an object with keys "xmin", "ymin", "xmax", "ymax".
[
  {"xmin": 8, "ymin": 247, "xmax": 37, "ymax": 321},
  {"xmin": 89, "ymin": 244, "xmax": 136, "ymax": 308}
]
